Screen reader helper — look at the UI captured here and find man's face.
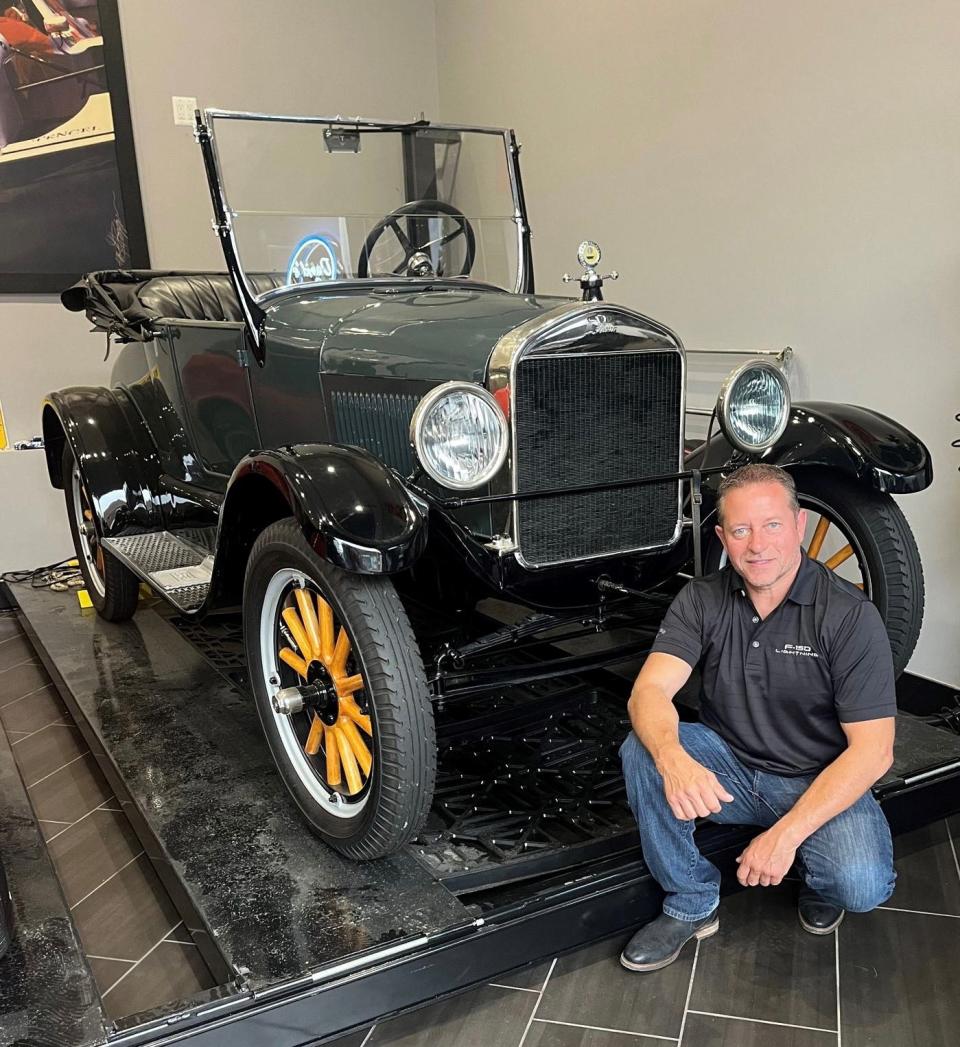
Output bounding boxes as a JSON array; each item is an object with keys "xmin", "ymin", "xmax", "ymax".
[{"xmin": 715, "ymin": 481, "xmax": 807, "ymax": 593}]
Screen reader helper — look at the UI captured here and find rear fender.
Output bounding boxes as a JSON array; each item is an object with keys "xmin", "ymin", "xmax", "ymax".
[
  {"xmin": 687, "ymin": 401, "xmax": 933, "ymax": 501},
  {"xmin": 208, "ymin": 444, "xmax": 428, "ymax": 607},
  {"xmin": 42, "ymin": 388, "xmax": 162, "ymax": 536}
]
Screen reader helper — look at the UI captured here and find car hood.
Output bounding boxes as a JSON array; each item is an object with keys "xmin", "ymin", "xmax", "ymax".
[{"xmin": 264, "ymin": 287, "xmax": 570, "ymax": 382}]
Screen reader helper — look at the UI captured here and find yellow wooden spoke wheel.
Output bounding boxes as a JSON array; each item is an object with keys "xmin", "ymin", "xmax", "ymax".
[{"xmin": 246, "ymin": 518, "xmax": 436, "ymax": 860}]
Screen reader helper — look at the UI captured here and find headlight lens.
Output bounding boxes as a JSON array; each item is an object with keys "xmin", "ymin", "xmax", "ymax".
[
  {"xmin": 716, "ymin": 361, "xmax": 791, "ymax": 452},
  {"xmin": 410, "ymin": 382, "xmax": 509, "ymax": 490}
]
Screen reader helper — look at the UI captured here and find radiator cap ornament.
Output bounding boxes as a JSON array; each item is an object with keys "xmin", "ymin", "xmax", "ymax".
[{"xmin": 562, "ymin": 241, "xmax": 619, "ymax": 303}]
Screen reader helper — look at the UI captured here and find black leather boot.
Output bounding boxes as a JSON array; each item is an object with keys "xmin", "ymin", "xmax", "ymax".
[
  {"xmin": 620, "ymin": 908, "xmax": 719, "ymax": 972},
  {"xmin": 0, "ymin": 857, "xmax": 14, "ymax": 961},
  {"xmin": 798, "ymin": 886, "xmax": 844, "ymax": 934}
]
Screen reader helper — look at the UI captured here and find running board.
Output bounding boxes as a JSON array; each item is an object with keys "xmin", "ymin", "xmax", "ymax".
[{"xmin": 102, "ymin": 529, "xmax": 216, "ymax": 612}]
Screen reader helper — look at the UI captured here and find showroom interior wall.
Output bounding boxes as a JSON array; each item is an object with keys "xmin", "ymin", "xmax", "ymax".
[
  {"xmin": 2, "ymin": 0, "xmax": 957, "ymax": 686},
  {"xmin": 434, "ymin": 0, "xmax": 960, "ymax": 687},
  {"xmin": 0, "ymin": 1, "xmax": 439, "ymax": 571}
]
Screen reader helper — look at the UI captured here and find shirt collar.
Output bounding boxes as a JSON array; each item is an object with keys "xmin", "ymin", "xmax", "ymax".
[{"xmin": 726, "ymin": 552, "xmax": 817, "ymax": 605}]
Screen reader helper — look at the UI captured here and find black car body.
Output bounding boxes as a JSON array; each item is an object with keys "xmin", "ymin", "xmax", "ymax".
[{"xmin": 42, "ymin": 109, "xmax": 932, "ymax": 858}]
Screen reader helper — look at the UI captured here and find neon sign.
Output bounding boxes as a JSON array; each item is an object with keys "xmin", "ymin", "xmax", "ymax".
[{"xmin": 286, "ymin": 236, "xmax": 339, "ymax": 284}]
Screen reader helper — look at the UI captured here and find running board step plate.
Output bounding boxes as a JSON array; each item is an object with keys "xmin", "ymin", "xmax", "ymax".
[{"xmin": 102, "ymin": 530, "xmax": 216, "ymax": 612}]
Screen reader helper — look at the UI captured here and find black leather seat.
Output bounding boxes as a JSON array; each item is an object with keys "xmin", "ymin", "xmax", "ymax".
[{"xmin": 61, "ymin": 270, "xmax": 286, "ymax": 339}]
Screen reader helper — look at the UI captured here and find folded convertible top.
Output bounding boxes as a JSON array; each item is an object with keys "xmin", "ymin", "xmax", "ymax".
[{"xmin": 61, "ymin": 270, "xmax": 284, "ymax": 341}]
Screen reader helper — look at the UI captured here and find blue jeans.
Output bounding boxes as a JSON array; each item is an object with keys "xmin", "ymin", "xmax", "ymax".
[{"xmin": 620, "ymin": 722, "xmax": 896, "ymax": 921}]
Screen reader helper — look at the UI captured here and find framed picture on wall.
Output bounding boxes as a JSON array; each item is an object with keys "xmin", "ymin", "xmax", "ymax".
[{"xmin": 0, "ymin": 0, "xmax": 148, "ymax": 292}]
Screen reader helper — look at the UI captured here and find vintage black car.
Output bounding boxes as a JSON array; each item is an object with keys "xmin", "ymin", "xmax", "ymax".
[{"xmin": 43, "ymin": 109, "xmax": 931, "ymax": 860}]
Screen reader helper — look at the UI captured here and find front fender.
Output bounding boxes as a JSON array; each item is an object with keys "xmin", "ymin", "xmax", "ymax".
[
  {"xmin": 42, "ymin": 387, "xmax": 162, "ymax": 536},
  {"xmin": 220, "ymin": 444, "xmax": 428, "ymax": 576},
  {"xmin": 688, "ymin": 401, "xmax": 933, "ymax": 495}
]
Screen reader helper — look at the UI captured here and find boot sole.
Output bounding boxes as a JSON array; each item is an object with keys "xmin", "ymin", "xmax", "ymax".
[
  {"xmin": 799, "ymin": 910, "xmax": 845, "ymax": 935},
  {"xmin": 619, "ymin": 917, "xmax": 719, "ymax": 972}
]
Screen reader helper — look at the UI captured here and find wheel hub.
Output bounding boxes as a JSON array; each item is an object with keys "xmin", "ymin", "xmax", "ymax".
[{"xmin": 306, "ymin": 660, "xmax": 341, "ymax": 725}]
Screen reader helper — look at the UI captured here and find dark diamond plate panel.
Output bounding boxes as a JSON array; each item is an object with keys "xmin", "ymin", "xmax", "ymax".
[{"xmin": 514, "ymin": 350, "xmax": 682, "ymax": 565}]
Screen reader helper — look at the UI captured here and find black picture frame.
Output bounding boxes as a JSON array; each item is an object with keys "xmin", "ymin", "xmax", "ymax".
[{"xmin": 0, "ymin": 0, "xmax": 149, "ymax": 293}]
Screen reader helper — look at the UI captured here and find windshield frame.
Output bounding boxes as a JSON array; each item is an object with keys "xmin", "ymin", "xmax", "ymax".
[{"xmin": 195, "ymin": 107, "xmax": 533, "ymax": 357}]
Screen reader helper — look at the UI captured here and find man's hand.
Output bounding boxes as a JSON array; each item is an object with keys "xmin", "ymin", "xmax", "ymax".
[
  {"xmin": 658, "ymin": 748, "xmax": 735, "ymax": 821},
  {"xmin": 735, "ymin": 827, "xmax": 798, "ymax": 887}
]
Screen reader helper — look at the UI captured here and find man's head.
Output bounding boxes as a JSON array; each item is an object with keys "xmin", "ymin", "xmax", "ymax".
[{"xmin": 715, "ymin": 464, "xmax": 807, "ymax": 594}]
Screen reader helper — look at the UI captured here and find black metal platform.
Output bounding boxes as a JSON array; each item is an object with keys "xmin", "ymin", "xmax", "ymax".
[{"xmin": 9, "ymin": 585, "xmax": 960, "ymax": 1046}]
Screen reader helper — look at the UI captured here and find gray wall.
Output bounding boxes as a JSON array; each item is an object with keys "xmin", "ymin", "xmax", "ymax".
[
  {"xmin": 435, "ymin": 0, "xmax": 960, "ymax": 685},
  {"xmin": 0, "ymin": 0, "xmax": 439, "ymax": 571},
  {"xmin": 3, "ymin": 1, "xmax": 957, "ymax": 685}
]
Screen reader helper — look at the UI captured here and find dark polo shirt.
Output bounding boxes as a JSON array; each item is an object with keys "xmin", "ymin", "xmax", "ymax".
[{"xmin": 650, "ymin": 553, "xmax": 896, "ymax": 776}]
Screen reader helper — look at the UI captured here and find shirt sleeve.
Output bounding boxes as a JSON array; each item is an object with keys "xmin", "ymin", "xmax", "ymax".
[
  {"xmin": 649, "ymin": 582, "xmax": 705, "ymax": 668},
  {"xmin": 829, "ymin": 600, "xmax": 897, "ymax": 723}
]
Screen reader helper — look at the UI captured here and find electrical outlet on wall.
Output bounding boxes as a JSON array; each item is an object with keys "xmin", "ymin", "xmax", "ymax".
[{"xmin": 172, "ymin": 96, "xmax": 198, "ymax": 126}]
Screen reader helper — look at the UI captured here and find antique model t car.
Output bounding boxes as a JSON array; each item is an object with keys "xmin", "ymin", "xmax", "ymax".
[{"xmin": 43, "ymin": 108, "xmax": 931, "ymax": 860}]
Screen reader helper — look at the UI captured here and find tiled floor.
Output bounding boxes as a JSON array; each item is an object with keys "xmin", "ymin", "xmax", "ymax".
[
  {"xmin": 0, "ymin": 610, "xmax": 216, "ymax": 1023},
  {"xmin": 3, "ymin": 607, "xmax": 960, "ymax": 1045},
  {"xmin": 324, "ymin": 815, "xmax": 960, "ymax": 1047}
]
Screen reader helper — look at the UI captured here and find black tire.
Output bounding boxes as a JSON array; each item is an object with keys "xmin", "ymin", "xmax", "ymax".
[
  {"xmin": 706, "ymin": 469, "xmax": 924, "ymax": 677},
  {"xmin": 243, "ymin": 518, "xmax": 437, "ymax": 860},
  {"xmin": 62, "ymin": 443, "xmax": 139, "ymax": 622}
]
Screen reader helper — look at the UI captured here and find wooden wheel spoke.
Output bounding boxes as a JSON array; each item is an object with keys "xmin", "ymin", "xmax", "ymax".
[
  {"xmin": 281, "ymin": 606, "xmax": 312, "ymax": 661},
  {"xmin": 824, "ymin": 543, "xmax": 853, "ymax": 571},
  {"xmin": 294, "ymin": 589, "xmax": 322, "ymax": 660},
  {"xmin": 334, "ymin": 726, "xmax": 363, "ymax": 794},
  {"xmin": 332, "ymin": 626, "xmax": 351, "ymax": 676},
  {"xmin": 317, "ymin": 595, "xmax": 335, "ymax": 665},
  {"xmin": 304, "ymin": 713, "xmax": 324, "ymax": 756},
  {"xmin": 337, "ymin": 673, "xmax": 364, "ymax": 698},
  {"xmin": 341, "ymin": 696, "xmax": 372, "ymax": 734},
  {"xmin": 278, "ymin": 647, "xmax": 309, "ymax": 678},
  {"xmin": 339, "ymin": 716, "xmax": 372, "ymax": 776},
  {"xmin": 806, "ymin": 515, "xmax": 830, "ymax": 560},
  {"xmin": 324, "ymin": 725, "xmax": 342, "ymax": 786}
]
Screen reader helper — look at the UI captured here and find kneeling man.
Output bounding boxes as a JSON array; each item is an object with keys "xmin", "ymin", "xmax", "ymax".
[{"xmin": 620, "ymin": 463, "xmax": 896, "ymax": 972}]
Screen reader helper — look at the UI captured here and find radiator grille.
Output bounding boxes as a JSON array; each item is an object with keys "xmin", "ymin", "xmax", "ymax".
[
  {"xmin": 513, "ymin": 350, "xmax": 682, "ymax": 565},
  {"xmin": 331, "ymin": 391, "xmax": 419, "ymax": 474}
]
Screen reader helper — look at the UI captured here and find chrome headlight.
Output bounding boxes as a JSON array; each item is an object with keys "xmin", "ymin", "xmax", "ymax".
[
  {"xmin": 410, "ymin": 381, "xmax": 509, "ymax": 490},
  {"xmin": 716, "ymin": 360, "xmax": 791, "ymax": 453}
]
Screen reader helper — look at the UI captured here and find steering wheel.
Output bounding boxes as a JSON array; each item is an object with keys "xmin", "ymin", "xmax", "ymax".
[{"xmin": 356, "ymin": 199, "xmax": 476, "ymax": 279}]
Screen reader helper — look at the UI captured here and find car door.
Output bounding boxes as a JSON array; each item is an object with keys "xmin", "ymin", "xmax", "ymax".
[{"xmin": 153, "ymin": 319, "xmax": 261, "ymax": 492}]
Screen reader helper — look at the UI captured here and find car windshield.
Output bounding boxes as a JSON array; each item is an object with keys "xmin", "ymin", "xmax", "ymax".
[{"xmin": 205, "ymin": 112, "xmax": 522, "ymax": 300}]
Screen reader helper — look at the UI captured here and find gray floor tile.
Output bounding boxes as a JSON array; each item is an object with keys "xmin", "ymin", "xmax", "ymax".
[
  {"xmin": 681, "ymin": 1012, "xmax": 837, "ymax": 1046},
  {"xmin": 27, "ymin": 752, "xmax": 112, "ymax": 822},
  {"xmin": 101, "ymin": 940, "xmax": 214, "ymax": 1021},
  {"xmin": 0, "ymin": 684, "xmax": 69, "ymax": 735},
  {"xmin": 688, "ymin": 887, "xmax": 836, "ymax": 1031},
  {"xmin": 87, "ymin": 955, "xmax": 135, "ymax": 994},
  {"xmin": 839, "ymin": 907, "xmax": 960, "ymax": 1046},
  {"xmin": 0, "ymin": 660, "xmax": 50, "ymax": 704},
  {"xmin": 71, "ymin": 854, "xmax": 182, "ymax": 962},
  {"xmin": 489, "ymin": 961, "xmax": 553, "ymax": 991},
  {"xmin": 0, "ymin": 634, "xmax": 34, "ymax": 672},
  {"xmin": 889, "ymin": 819, "xmax": 960, "ymax": 915},
  {"xmin": 12, "ymin": 723, "xmax": 88, "ymax": 785},
  {"xmin": 46, "ymin": 808, "xmax": 143, "ymax": 907},
  {"xmin": 526, "ymin": 1019, "xmax": 673, "ymax": 1045},
  {"xmin": 324, "ymin": 1030, "xmax": 374, "ymax": 1047},
  {"xmin": 38, "ymin": 818, "xmax": 74, "ymax": 840},
  {"xmin": 0, "ymin": 614, "xmax": 20, "ymax": 641},
  {"xmin": 538, "ymin": 935, "xmax": 693, "ymax": 1040},
  {"xmin": 367, "ymin": 984, "xmax": 535, "ymax": 1046}
]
